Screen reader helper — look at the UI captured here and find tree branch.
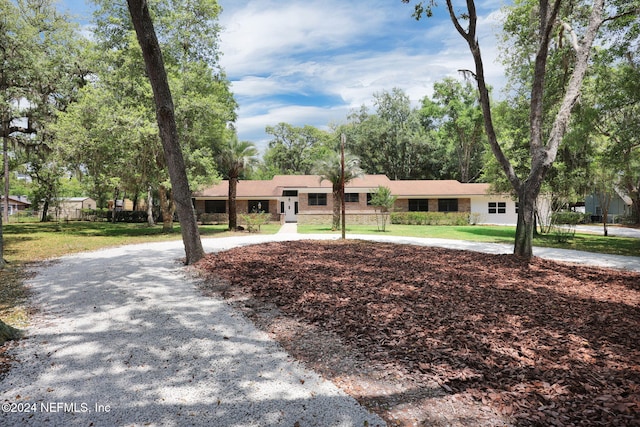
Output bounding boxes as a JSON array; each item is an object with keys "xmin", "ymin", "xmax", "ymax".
[
  {"xmin": 529, "ymin": 0, "xmax": 563, "ymax": 154},
  {"xmin": 603, "ymin": 6, "xmax": 640, "ymax": 24},
  {"xmin": 446, "ymin": 0, "xmax": 520, "ymax": 191},
  {"xmin": 558, "ymin": 20, "xmax": 580, "ymax": 51},
  {"xmin": 545, "ymin": 0, "xmax": 606, "ymax": 166}
]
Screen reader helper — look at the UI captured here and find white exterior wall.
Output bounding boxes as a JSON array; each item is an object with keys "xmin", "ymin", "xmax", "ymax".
[{"xmin": 470, "ymin": 195, "xmax": 518, "ymax": 225}]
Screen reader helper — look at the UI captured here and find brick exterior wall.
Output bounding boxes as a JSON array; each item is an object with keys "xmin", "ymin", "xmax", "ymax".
[
  {"xmin": 395, "ymin": 199, "xmax": 409, "ymax": 212},
  {"xmin": 194, "ymin": 199, "xmax": 279, "ymax": 222},
  {"xmin": 458, "ymin": 198, "xmax": 471, "ymax": 212},
  {"xmin": 297, "ymin": 212, "xmax": 381, "ymax": 226},
  {"xmin": 195, "ymin": 195, "xmax": 470, "ymax": 226}
]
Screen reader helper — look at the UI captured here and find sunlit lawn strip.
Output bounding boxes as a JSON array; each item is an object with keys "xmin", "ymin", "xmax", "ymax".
[
  {"xmin": 297, "ymin": 224, "xmax": 640, "ymax": 257},
  {"xmin": 4, "ymin": 222, "xmax": 280, "ymax": 264}
]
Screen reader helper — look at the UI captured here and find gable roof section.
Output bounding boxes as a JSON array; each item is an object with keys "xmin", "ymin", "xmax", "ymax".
[
  {"xmin": 1, "ymin": 196, "xmax": 31, "ymax": 206},
  {"xmin": 194, "ymin": 175, "xmax": 493, "ymax": 198},
  {"xmin": 195, "ymin": 180, "xmax": 280, "ymax": 198},
  {"xmin": 60, "ymin": 197, "xmax": 94, "ymax": 202}
]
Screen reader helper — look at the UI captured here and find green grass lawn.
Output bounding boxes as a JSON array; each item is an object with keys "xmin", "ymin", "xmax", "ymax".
[
  {"xmin": 3, "ymin": 221, "xmax": 280, "ymax": 264},
  {"xmin": 298, "ymin": 224, "xmax": 640, "ymax": 257}
]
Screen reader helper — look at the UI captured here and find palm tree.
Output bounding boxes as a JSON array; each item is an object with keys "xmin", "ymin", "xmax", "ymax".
[
  {"xmin": 218, "ymin": 137, "xmax": 258, "ymax": 230},
  {"xmin": 315, "ymin": 151, "xmax": 363, "ymax": 231}
]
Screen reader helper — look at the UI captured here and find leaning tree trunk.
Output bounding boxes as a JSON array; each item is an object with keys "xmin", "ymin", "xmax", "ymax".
[{"xmin": 128, "ymin": 0, "xmax": 204, "ymax": 264}]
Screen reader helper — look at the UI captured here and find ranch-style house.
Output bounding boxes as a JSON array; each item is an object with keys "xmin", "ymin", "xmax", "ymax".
[{"xmin": 192, "ymin": 174, "xmax": 522, "ymax": 226}]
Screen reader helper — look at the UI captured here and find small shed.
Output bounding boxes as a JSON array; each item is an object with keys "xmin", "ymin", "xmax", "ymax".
[{"xmin": 57, "ymin": 197, "xmax": 97, "ymax": 220}]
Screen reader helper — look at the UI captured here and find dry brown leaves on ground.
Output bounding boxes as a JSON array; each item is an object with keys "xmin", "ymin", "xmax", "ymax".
[{"xmin": 195, "ymin": 240, "xmax": 640, "ymax": 427}]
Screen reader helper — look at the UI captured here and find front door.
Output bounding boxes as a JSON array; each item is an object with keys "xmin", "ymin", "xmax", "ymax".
[{"xmin": 284, "ymin": 198, "xmax": 298, "ymax": 222}]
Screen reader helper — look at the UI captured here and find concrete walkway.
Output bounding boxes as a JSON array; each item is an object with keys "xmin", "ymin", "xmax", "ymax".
[{"xmin": 276, "ymin": 222, "xmax": 298, "ymax": 234}]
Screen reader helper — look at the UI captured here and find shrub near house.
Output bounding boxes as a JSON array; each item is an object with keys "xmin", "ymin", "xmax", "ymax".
[{"xmin": 391, "ymin": 212, "xmax": 471, "ymax": 226}]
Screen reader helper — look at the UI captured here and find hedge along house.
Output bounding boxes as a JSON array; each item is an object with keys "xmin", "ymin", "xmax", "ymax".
[{"xmin": 193, "ymin": 175, "xmax": 522, "ymax": 226}]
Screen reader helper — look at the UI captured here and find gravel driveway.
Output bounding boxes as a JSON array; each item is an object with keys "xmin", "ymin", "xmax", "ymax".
[{"xmin": 0, "ymin": 237, "xmax": 385, "ymax": 427}]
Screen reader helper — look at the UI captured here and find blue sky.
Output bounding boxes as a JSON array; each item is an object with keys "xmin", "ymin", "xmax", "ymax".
[{"xmin": 59, "ymin": 0, "xmax": 507, "ymax": 152}]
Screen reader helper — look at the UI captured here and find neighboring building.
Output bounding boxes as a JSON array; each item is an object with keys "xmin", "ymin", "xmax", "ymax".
[
  {"xmin": 192, "ymin": 175, "xmax": 521, "ymax": 226},
  {"xmin": 107, "ymin": 199, "xmax": 135, "ymax": 212},
  {"xmin": 56, "ymin": 197, "xmax": 97, "ymax": 220},
  {"xmin": 0, "ymin": 196, "xmax": 31, "ymax": 215},
  {"xmin": 585, "ymin": 190, "xmax": 632, "ymax": 223}
]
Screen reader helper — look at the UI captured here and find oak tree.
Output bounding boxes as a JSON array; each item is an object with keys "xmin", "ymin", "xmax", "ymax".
[{"xmin": 404, "ymin": 0, "xmax": 635, "ymax": 258}]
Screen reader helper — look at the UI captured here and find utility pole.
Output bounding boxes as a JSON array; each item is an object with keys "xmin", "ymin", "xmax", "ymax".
[{"xmin": 341, "ymin": 133, "xmax": 346, "ymax": 240}]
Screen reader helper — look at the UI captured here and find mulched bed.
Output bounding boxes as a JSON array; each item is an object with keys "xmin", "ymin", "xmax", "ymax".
[{"xmin": 195, "ymin": 240, "xmax": 640, "ymax": 426}]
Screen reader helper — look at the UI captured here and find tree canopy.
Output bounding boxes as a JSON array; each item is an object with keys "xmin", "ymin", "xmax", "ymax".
[{"xmin": 403, "ymin": 0, "xmax": 639, "ymax": 258}]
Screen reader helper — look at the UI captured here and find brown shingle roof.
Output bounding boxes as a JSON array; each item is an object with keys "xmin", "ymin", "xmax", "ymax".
[
  {"xmin": 193, "ymin": 175, "xmax": 492, "ymax": 198},
  {"xmin": 387, "ymin": 180, "xmax": 491, "ymax": 196}
]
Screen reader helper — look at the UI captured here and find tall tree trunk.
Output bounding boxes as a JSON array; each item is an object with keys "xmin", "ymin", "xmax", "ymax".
[
  {"xmin": 600, "ymin": 193, "xmax": 611, "ymax": 237},
  {"xmin": 3, "ymin": 134, "xmax": 9, "ymax": 223},
  {"xmin": 632, "ymin": 196, "xmax": 640, "ymax": 225},
  {"xmin": 514, "ymin": 185, "xmax": 538, "ymax": 259},
  {"xmin": 128, "ymin": 0, "xmax": 204, "ymax": 264},
  {"xmin": 623, "ymin": 166, "xmax": 640, "ymax": 224},
  {"xmin": 132, "ymin": 192, "xmax": 139, "ymax": 211},
  {"xmin": 332, "ymin": 188, "xmax": 341, "ymax": 231},
  {"xmin": 0, "ymin": 121, "xmax": 6, "ymax": 267},
  {"xmin": 146, "ymin": 185, "xmax": 155, "ymax": 227},
  {"xmin": 40, "ymin": 200, "xmax": 49, "ymax": 222},
  {"xmin": 112, "ymin": 187, "xmax": 119, "ymax": 224},
  {"xmin": 0, "ymin": 203, "xmax": 3, "ymax": 268},
  {"xmin": 228, "ymin": 176, "xmax": 237, "ymax": 230},
  {"xmin": 158, "ymin": 184, "xmax": 173, "ymax": 232}
]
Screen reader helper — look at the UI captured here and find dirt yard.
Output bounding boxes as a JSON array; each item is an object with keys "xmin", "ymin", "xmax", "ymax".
[{"xmin": 196, "ymin": 240, "xmax": 640, "ymax": 427}]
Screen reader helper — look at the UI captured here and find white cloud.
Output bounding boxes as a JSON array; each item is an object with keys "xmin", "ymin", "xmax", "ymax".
[
  {"xmin": 218, "ymin": 0, "xmax": 507, "ymax": 147},
  {"xmin": 220, "ymin": 0, "xmax": 389, "ymax": 77}
]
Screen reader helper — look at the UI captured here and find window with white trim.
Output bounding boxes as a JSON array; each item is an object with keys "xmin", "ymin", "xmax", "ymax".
[{"xmin": 488, "ymin": 202, "xmax": 506, "ymax": 214}]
